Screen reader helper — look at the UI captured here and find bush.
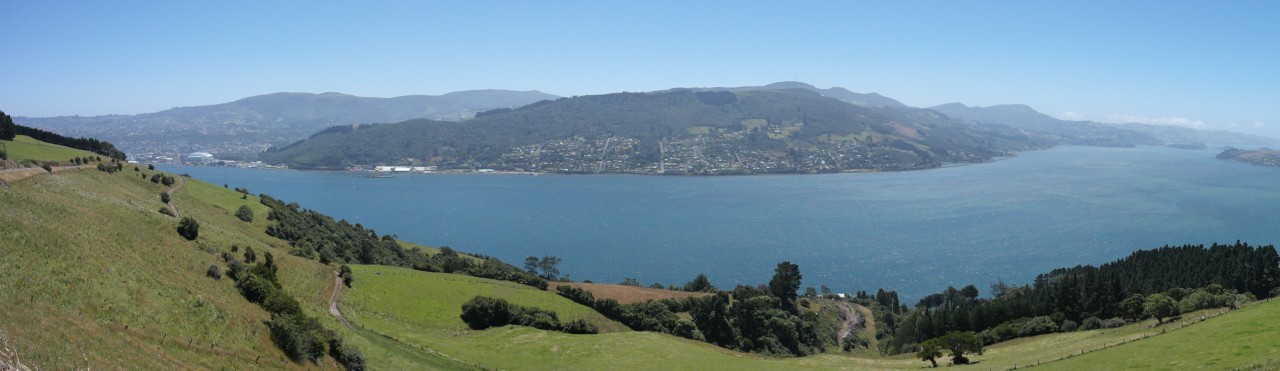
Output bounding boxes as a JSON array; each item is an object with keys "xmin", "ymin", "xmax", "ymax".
[
  {"xmin": 206, "ymin": 265, "xmax": 222, "ymax": 280},
  {"xmin": 226, "ymin": 260, "xmax": 246, "ymax": 281},
  {"xmin": 1101, "ymin": 317, "xmax": 1127, "ymax": 329},
  {"xmin": 160, "ymin": 192, "xmax": 170, "ymax": 204},
  {"xmin": 177, "ymin": 217, "xmax": 199, "ymax": 240},
  {"xmin": 1081, "ymin": 316, "xmax": 1103, "ymax": 330},
  {"xmin": 460, "ymin": 296, "xmax": 515, "ymax": 330},
  {"xmin": 41, "ymin": 163, "xmax": 52, "ymax": 173},
  {"xmin": 562, "ymin": 319, "xmax": 598, "ymax": 334},
  {"xmin": 1060, "ymin": 319, "xmax": 1078, "ymax": 332},
  {"xmin": 340, "ymin": 264, "xmax": 354, "ymax": 287},
  {"xmin": 236, "ymin": 205, "xmax": 253, "ymax": 222},
  {"xmin": 266, "ymin": 313, "xmax": 327, "ymax": 362},
  {"xmin": 158, "ymin": 207, "xmax": 174, "ymax": 217},
  {"xmin": 555, "ymin": 285, "xmax": 595, "ymax": 306},
  {"xmin": 1017, "ymin": 316, "xmax": 1059, "ymax": 337}
]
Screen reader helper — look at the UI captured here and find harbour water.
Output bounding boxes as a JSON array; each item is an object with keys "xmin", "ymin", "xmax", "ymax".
[{"xmin": 163, "ymin": 145, "xmax": 1280, "ymax": 299}]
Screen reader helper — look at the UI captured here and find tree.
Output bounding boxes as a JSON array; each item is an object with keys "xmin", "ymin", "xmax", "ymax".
[
  {"xmin": 524, "ymin": 256, "xmax": 539, "ymax": 273},
  {"xmin": 768, "ymin": 261, "xmax": 802, "ymax": 304},
  {"xmin": 0, "ymin": 110, "xmax": 15, "ymax": 141},
  {"xmin": 934, "ymin": 331, "xmax": 983, "ymax": 365},
  {"xmin": 176, "ymin": 217, "xmax": 199, "ymax": 240},
  {"xmin": 1119, "ymin": 293, "xmax": 1146, "ymax": 321},
  {"xmin": 536, "ymin": 255, "xmax": 561, "ymax": 280},
  {"xmin": 683, "ymin": 273, "xmax": 716, "ymax": 292},
  {"xmin": 160, "ymin": 192, "xmax": 170, "ymax": 204},
  {"xmin": 236, "ymin": 205, "xmax": 253, "ymax": 222},
  {"xmin": 1144, "ymin": 293, "xmax": 1178, "ymax": 324},
  {"xmin": 917, "ymin": 339, "xmax": 942, "ymax": 367},
  {"xmin": 959, "ymin": 284, "xmax": 979, "ymax": 299},
  {"xmin": 820, "ymin": 285, "xmax": 831, "ymax": 296},
  {"xmin": 340, "ymin": 264, "xmax": 354, "ymax": 287}
]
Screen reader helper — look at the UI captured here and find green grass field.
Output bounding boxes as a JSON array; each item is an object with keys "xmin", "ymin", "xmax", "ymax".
[
  {"xmin": 3, "ymin": 135, "xmax": 99, "ymax": 163},
  {"xmin": 1038, "ymin": 300, "xmax": 1280, "ymax": 370}
]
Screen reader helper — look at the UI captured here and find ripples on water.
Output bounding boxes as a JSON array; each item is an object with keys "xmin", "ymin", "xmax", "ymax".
[{"xmin": 164, "ymin": 146, "xmax": 1280, "ymax": 299}]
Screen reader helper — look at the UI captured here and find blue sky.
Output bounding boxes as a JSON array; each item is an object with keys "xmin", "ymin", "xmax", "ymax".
[{"xmin": 3, "ymin": 1, "xmax": 1278, "ymax": 137}]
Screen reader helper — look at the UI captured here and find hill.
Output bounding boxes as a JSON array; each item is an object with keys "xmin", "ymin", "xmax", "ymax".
[
  {"xmin": 928, "ymin": 102, "xmax": 1160, "ymax": 147},
  {"xmin": 929, "ymin": 102, "xmax": 1279, "ymax": 148},
  {"xmin": 261, "ymin": 89, "xmax": 1044, "ymax": 172},
  {"xmin": 14, "ymin": 90, "xmax": 559, "ymax": 158},
  {"xmin": 661, "ymin": 81, "xmax": 908, "ymax": 108}
]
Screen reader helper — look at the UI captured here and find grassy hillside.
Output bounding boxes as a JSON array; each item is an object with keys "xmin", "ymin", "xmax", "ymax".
[
  {"xmin": 1039, "ymin": 300, "xmax": 1280, "ymax": 370},
  {"xmin": 4, "ymin": 135, "xmax": 99, "ymax": 163},
  {"xmin": 0, "ymin": 164, "xmax": 305, "ymax": 368},
  {"xmin": 339, "ymin": 265, "xmax": 1265, "ymax": 370}
]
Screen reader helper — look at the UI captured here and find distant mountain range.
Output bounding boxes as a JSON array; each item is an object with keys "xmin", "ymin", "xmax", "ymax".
[
  {"xmin": 928, "ymin": 103, "xmax": 1277, "ymax": 148},
  {"xmin": 14, "ymin": 82, "xmax": 1277, "ymax": 163},
  {"xmin": 15, "ymin": 90, "xmax": 559, "ymax": 156}
]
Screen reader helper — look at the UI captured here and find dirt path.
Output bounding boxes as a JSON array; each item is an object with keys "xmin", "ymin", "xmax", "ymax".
[
  {"xmin": 163, "ymin": 175, "xmax": 185, "ymax": 217},
  {"xmin": 329, "ymin": 271, "xmax": 354, "ymax": 329},
  {"xmin": 834, "ymin": 301, "xmax": 863, "ymax": 344}
]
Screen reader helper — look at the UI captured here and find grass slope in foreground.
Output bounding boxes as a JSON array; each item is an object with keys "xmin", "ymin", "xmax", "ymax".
[
  {"xmin": 0, "ymin": 151, "xmax": 459, "ymax": 369},
  {"xmin": 342, "ymin": 264, "xmax": 1280, "ymax": 370},
  {"xmin": 1039, "ymin": 299, "xmax": 1280, "ymax": 370}
]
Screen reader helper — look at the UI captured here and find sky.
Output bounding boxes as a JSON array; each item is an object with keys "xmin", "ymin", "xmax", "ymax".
[{"xmin": 3, "ymin": 1, "xmax": 1279, "ymax": 137}]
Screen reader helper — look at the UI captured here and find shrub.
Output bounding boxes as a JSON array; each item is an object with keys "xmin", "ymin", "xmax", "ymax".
[
  {"xmin": 266, "ymin": 313, "xmax": 327, "ymax": 362},
  {"xmin": 1081, "ymin": 316, "xmax": 1103, "ymax": 330},
  {"xmin": 206, "ymin": 264, "xmax": 222, "ymax": 280},
  {"xmin": 41, "ymin": 163, "xmax": 52, "ymax": 173},
  {"xmin": 244, "ymin": 246, "xmax": 257, "ymax": 263},
  {"xmin": 235, "ymin": 205, "xmax": 253, "ymax": 222},
  {"xmin": 460, "ymin": 296, "xmax": 514, "ymax": 330},
  {"xmin": 1060, "ymin": 319, "xmax": 1079, "ymax": 332},
  {"xmin": 177, "ymin": 217, "xmax": 199, "ymax": 240},
  {"xmin": 148, "ymin": 164, "xmax": 155, "ymax": 170},
  {"xmin": 1101, "ymin": 317, "xmax": 1127, "ymax": 329},
  {"xmin": 340, "ymin": 264, "xmax": 354, "ymax": 287},
  {"xmin": 1017, "ymin": 316, "xmax": 1059, "ymax": 336},
  {"xmin": 226, "ymin": 260, "xmax": 247, "ymax": 282},
  {"xmin": 160, "ymin": 192, "xmax": 170, "ymax": 204},
  {"xmin": 562, "ymin": 319, "xmax": 598, "ymax": 334},
  {"xmin": 555, "ymin": 285, "xmax": 595, "ymax": 307},
  {"xmin": 158, "ymin": 207, "xmax": 174, "ymax": 217}
]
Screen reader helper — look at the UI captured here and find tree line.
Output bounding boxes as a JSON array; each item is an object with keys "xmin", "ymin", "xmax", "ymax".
[
  {"xmin": 258, "ymin": 193, "xmax": 548, "ymax": 289},
  {"xmin": 0, "ymin": 110, "xmax": 126, "ymax": 160},
  {"xmin": 882, "ymin": 242, "xmax": 1279, "ymax": 354}
]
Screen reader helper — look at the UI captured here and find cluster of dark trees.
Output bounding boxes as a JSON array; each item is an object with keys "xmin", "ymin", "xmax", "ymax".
[
  {"xmin": 1, "ymin": 113, "xmax": 126, "ymax": 160},
  {"xmin": 884, "ymin": 242, "xmax": 1279, "ymax": 354},
  {"xmin": 219, "ymin": 248, "xmax": 364, "ymax": 369},
  {"xmin": 0, "ymin": 110, "xmax": 15, "ymax": 141},
  {"xmin": 554, "ymin": 262, "xmax": 837, "ymax": 357},
  {"xmin": 459, "ymin": 296, "xmax": 597, "ymax": 334},
  {"xmin": 258, "ymin": 194, "xmax": 548, "ymax": 289}
]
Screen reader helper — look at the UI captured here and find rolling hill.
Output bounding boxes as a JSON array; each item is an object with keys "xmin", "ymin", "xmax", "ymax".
[
  {"xmin": 261, "ymin": 88, "xmax": 1045, "ymax": 172},
  {"xmin": 14, "ymin": 90, "xmax": 559, "ymax": 157}
]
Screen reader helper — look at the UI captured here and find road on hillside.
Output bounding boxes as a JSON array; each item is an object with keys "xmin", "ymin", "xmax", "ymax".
[{"xmin": 329, "ymin": 271, "xmax": 354, "ymax": 329}]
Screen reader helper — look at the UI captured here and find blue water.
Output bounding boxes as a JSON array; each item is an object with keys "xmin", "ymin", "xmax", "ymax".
[{"xmin": 162, "ymin": 146, "xmax": 1280, "ymax": 300}]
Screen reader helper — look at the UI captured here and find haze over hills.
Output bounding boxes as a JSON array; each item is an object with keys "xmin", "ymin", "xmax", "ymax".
[
  {"xmin": 14, "ymin": 89, "xmax": 559, "ymax": 158},
  {"xmin": 928, "ymin": 102, "xmax": 1279, "ymax": 148},
  {"xmin": 260, "ymin": 88, "xmax": 1045, "ymax": 172}
]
